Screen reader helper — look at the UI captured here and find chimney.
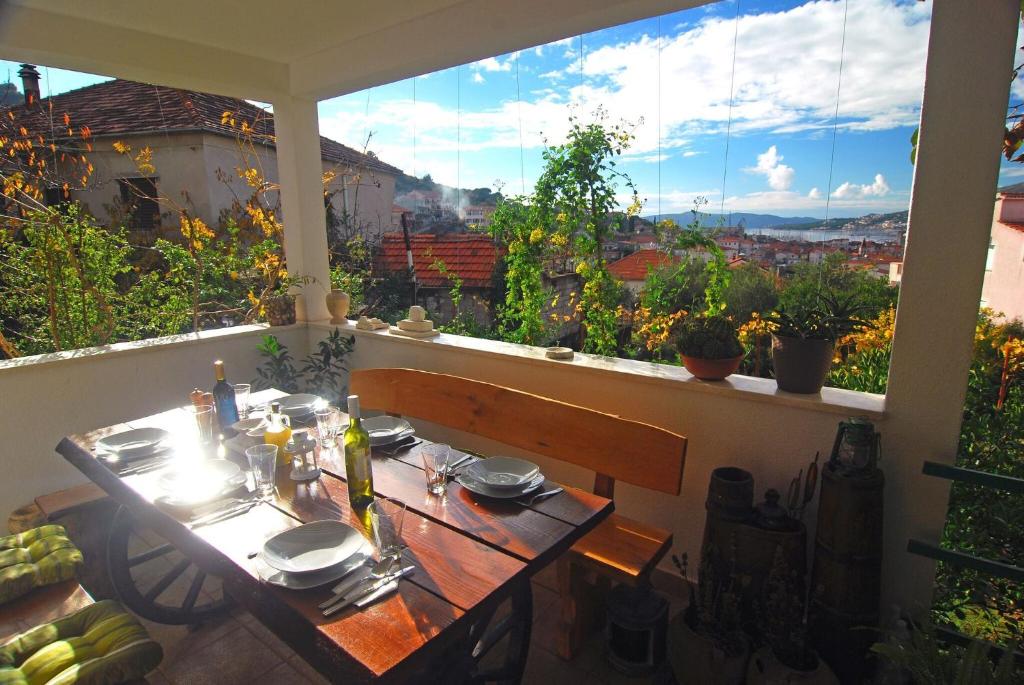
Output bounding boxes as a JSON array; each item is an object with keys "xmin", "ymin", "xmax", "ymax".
[{"xmin": 18, "ymin": 64, "xmax": 40, "ymax": 107}]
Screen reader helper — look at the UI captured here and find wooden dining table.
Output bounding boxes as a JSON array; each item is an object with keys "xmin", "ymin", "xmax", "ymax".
[{"xmin": 55, "ymin": 389, "xmax": 614, "ymax": 684}]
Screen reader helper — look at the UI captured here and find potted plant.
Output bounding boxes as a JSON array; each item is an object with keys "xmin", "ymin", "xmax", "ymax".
[
  {"xmin": 747, "ymin": 547, "xmax": 838, "ymax": 684},
  {"xmin": 674, "ymin": 314, "xmax": 745, "ymax": 381},
  {"xmin": 768, "ymin": 291, "xmax": 871, "ymax": 394},
  {"xmin": 668, "ymin": 549, "xmax": 750, "ymax": 684}
]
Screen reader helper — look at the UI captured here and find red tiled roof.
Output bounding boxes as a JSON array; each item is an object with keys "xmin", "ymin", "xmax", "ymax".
[
  {"xmin": 1000, "ymin": 221, "xmax": 1024, "ymax": 233},
  {"xmin": 607, "ymin": 249, "xmax": 679, "ymax": 281},
  {"xmin": 3, "ymin": 79, "xmax": 401, "ymax": 175},
  {"xmin": 376, "ymin": 233, "xmax": 501, "ymax": 288}
]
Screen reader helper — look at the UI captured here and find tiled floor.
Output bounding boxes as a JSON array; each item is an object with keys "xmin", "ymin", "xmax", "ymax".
[{"xmin": 137, "ymin": 562, "xmax": 686, "ymax": 684}]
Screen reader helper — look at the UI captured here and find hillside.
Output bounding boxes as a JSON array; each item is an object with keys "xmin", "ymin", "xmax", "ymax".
[{"xmin": 642, "ymin": 210, "xmax": 908, "ymax": 231}]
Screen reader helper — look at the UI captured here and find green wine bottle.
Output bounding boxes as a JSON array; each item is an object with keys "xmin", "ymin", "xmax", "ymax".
[{"xmin": 343, "ymin": 395, "xmax": 374, "ymax": 509}]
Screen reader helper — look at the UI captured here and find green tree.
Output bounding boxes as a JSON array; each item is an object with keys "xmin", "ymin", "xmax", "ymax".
[
  {"xmin": 780, "ymin": 252, "xmax": 897, "ymax": 320},
  {"xmin": 723, "ymin": 263, "xmax": 779, "ymax": 323},
  {"xmin": 533, "ymin": 112, "xmax": 640, "ymax": 354}
]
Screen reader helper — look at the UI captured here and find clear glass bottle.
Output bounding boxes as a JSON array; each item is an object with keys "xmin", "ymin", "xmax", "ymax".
[
  {"xmin": 343, "ymin": 395, "xmax": 374, "ymax": 509},
  {"xmin": 263, "ymin": 402, "xmax": 292, "ymax": 465}
]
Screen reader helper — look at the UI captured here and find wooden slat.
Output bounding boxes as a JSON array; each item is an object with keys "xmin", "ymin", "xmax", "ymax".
[
  {"xmin": 319, "ymin": 446, "xmax": 580, "ymax": 563},
  {"xmin": 351, "ymin": 368, "xmax": 687, "ymax": 495},
  {"xmin": 570, "ymin": 513, "xmax": 673, "ymax": 584},
  {"xmin": 907, "ymin": 538, "xmax": 1024, "ymax": 583},
  {"xmin": 386, "ymin": 443, "xmax": 613, "ymax": 528},
  {"xmin": 922, "ymin": 460, "xmax": 1024, "ymax": 494},
  {"xmin": 35, "ymin": 482, "xmax": 107, "ymax": 518},
  {"xmin": 272, "ymin": 461, "xmax": 527, "ymax": 612}
]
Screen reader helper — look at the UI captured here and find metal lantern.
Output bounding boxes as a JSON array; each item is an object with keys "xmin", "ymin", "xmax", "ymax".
[
  {"xmin": 605, "ymin": 583, "xmax": 668, "ymax": 675},
  {"xmin": 829, "ymin": 417, "xmax": 881, "ymax": 475},
  {"xmin": 288, "ymin": 432, "xmax": 321, "ymax": 481}
]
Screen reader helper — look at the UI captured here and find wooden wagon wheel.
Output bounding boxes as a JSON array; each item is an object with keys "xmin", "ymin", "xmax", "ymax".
[
  {"xmin": 106, "ymin": 505, "xmax": 233, "ymax": 625},
  {"xmin": 454, "ymin": 577, "xmax": 533, "ymax": 684}
]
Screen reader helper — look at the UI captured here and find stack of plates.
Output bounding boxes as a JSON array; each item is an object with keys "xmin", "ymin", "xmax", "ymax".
[
  {"xmin": 362, "ymin": 416, "xmax": 415, "ymax": 447},
  {"xmin": 456, "ymin": 456, "xmax": 545, "ymax": 499},
  {"xmin": 255, "ymin": 520, "xmax": 373, "ymax": 589},
  {"xmin": 96, "ymin": 428, "xmax": 171, "ymax": 464}
]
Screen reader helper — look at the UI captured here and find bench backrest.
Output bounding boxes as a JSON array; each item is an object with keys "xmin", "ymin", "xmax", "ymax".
[{"xmin": 350, "ymin": 368, "xmax": 686, "ymax": 497}]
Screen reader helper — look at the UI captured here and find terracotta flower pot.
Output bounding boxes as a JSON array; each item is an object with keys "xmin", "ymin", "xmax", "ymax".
[
  {"xmin": 265, "ymin": 294, "xmax": 296, "ymax": 326},
  {"xmin": 771, "ymin": 334, "xmax": 834, "ymax": 394},
  {"xmin": 681, "ymin": 354, "xmax": 744, "ymax": 381}
]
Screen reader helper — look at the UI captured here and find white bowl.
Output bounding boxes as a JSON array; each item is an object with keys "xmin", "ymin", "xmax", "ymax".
[
  {"xmin": 362, "ymin": 416, "xmax": 414, "ymax": 446},
  {"xmin": 262, "ymin": 520, "xmax": 366, "ymax": 575},
  {"xmin": 275, "ymin": 394, "xmax": 320, "ymax": 418},
  {"xmin": 465, "ymin": 456, "xmax": 540, "ymax": 489}
]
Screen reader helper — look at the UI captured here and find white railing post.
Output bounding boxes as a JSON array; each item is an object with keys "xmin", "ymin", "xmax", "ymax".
[
  {"xmin": 272, "ymin": 95, "xmax": 331, "ymax": 322},
  {"xmin": 884, "ymin": 0, "xmax": 1019, "ymax": 610}
]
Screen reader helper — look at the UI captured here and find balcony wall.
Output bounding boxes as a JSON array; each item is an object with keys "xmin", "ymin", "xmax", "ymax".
[
  {"xmin": 1, "ymin": 321, "xmax": 895, "ymax": 598},
  {"xmin": 0, "ymin": 324, "xmax": 307, "ymax": 520},
  {"xmin": 314, "ymin": 322, "xmax": 885, "ymax": 587}
]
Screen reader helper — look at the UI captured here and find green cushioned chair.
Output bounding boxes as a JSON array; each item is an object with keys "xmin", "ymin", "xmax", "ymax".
[
  {"xmin": 0, "ymin": 526, "xmax": 84, "ymax": 606},
  {"xmin": 0, "ymin": 599, "xmax": 163, "ymax": 685}
]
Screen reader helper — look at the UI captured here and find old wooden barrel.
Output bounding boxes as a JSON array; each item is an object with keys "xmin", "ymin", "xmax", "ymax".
[
  {"xmin": 704, "ymin": 467, "xmax": 754, "ymax": 523},
  {"xmin": 809, "ymin": 463, "xmax": 884, "ymax": 684}
]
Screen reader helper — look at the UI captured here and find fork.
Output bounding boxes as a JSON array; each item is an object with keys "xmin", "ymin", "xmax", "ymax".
[
  {"xmin": 319, "ymin": 556, "xmax": 397, "ymax": 610},
  {"xmin": 515, "ymin": 487, "xmax": 564, "ymax": 507}
]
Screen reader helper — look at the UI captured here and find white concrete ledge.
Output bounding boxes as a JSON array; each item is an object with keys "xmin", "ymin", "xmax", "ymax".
[
  {"xmin": 0, "ymin": 323, "xmax": 301, "ymax": 373},
  {"xmin": 309, "ymin": 320, "xmax": 886, "ymax": 420}
]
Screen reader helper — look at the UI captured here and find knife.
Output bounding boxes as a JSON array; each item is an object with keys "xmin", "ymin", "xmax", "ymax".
[
  {"xmin": 322, "ymin": 566, "xmax": 415, "ymax": 616},
  {"xmin": 353, "ymin": 579, "xmax": 400, "ymax": 609},
  {"xmin": 189, "ymin": 501, "xmax": 259, "ymax": 527}
]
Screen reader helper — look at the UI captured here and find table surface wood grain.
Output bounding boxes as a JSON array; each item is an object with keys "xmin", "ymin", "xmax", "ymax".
[{"xmin": 56, "ymin": 389, "xmax": 613, "ymax": 684}]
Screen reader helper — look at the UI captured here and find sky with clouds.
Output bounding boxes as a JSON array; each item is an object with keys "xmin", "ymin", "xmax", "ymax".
[{"xmin": 5, "ymin": 0, "xmax": 1024, "ymax": 219}]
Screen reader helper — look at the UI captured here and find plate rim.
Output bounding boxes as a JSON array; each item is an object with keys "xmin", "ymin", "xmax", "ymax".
[
  {"xmin": 464, "ymin": 456, "xmax": 540, "ymax": 488},
  {"xmin": 262, "ymin": 519, "xmax": 366, "ymax": 575},
  {"xmin": 457, "ymin": 472, "xmax": 545, "ymax": 499},
  {"xmin": 256, "ymin": 539, "xmax": 373, "ymax": 589},
  {"xmin": 97, "ymin": 427, "xmax": 170, "ymax": 453}
]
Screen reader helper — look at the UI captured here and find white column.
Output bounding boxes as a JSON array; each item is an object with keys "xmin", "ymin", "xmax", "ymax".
[
  {"xmin": 272, "ymin": 95, "xmax": 331, "ymax": 322},
  {"xmin": 883, "ymin": 0, "xmax": 1018, "ymax": 609}
]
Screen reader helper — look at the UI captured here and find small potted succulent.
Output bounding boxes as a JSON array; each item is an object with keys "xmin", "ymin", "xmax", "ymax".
[
  {"xmin": 674, "ymin": 314, "xmax": 745, "ymax": 381},
  {"xmin": 768, "ymin": 291, "xmax": 871, "ymax": 394}
]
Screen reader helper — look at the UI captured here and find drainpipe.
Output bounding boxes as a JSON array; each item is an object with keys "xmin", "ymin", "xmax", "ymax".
[{"xmin": 401, "ymin": 212, "xmax": 418, "ymax": 305}]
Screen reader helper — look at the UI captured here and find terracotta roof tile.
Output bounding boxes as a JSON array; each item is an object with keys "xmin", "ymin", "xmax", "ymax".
[
  {"xmin": 376, "ymin": 233, "xmax": 501, "ymax": 288},
  {"xmin": 607, "ymin": 249, "xmax": 679, "ymax": 281},
  {"xmin": 3, "ymin": 79, "xmax": 401, "ymax": 175}
]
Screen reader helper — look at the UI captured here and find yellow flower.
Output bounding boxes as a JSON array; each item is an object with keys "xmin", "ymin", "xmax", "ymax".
[{"xmin": 529, "ymin": 227, "xmax": 544, "ymax": 245}]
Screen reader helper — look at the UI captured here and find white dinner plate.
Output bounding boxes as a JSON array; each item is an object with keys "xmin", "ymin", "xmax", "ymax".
[
  {"xmin": 275, "ymin": 394, "xmax": 320, "ymax": 419},
  {"xmin": 457, "ymin": 472, "xmax": 545, "ymax": 500},
  {"xmin": 232, "ymin": 417, "xmax": 267, "ymax": 435},
  {"xmin": 464, "ymin": 456, "xmax": 540, "ymax": 489},
  {"xmin": 262, "ymin": 520, "xmax": 367, "ymax": 575},
  {"xmin": 96, "ymin": 428, "xmax": 171, "ymax": 461},
  {"xmin": 362, "ymin": 416, "xmax": 414, "ymax": 446},
  {"xmin": 255, "ymin": 540, "xmax": 373, "ymax": 590},
  {"xmin": 157, "ymin": 459, "xmax": 245, "ymax": 506}
]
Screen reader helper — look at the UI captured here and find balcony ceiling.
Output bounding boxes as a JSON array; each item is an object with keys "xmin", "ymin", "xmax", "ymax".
[{"xmin": 0, "ymin": 0, "xmax": 707, "ymax": 102}]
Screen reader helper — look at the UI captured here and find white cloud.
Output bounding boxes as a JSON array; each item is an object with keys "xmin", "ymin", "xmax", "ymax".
[
  {"xmin": 472, "ymin": 72, "xmax": 485, "ymax": 84},
  {"xmin": 832, "ymin": 174, "xmax": 891, "ymax": 199},
  {"xmin": 745, "ymin": 145, "xmax": 795, "ymax": 191},
  {"xmin": 539, "ymin": 70, "xmax": 565, "ymax": 81},
  {"xmin": 681, "ymin": 151, "xmax": 702, "ymax": 158},
  {"xmin": 472, "ymin": 57, "xmax": 512, "ymax": 73},
  {"xmin": 320, "ymin": 0, "xmax": 929, "ymax": 189},
  {"xmin": 807, "ymin": 187, "xmax": 822, "ymax": 199}
]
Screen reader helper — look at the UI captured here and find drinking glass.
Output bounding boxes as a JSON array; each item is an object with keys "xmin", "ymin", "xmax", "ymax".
[
  {"xmin": 368, "ymin": 497, "xmax": 406, "ymax": 561},
  {"xmin": 314, "ymin": 405, "xmax": 343, "ymax": 448},
  {"xmin": 234, "ymin": 384, "xmax": 252, "ymax": 418},
  {"xmin": 245, "ymin": 444, "xmax": 278, "ymax": 500},
  {"xmin": 420, "ymin": 443, "xmax": 451, "ymax": 495},
  {"xmin": 189, "ymin": 404, "xmax": 215, "ymax": 444}
]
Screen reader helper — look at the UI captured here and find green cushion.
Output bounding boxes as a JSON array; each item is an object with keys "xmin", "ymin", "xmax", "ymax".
[
  {"xmin": 0, "ymin": 526, "xmax": 84, "ymax": 606},
  {"xmin": 0, "ymin": 599, "xmax": 162, "ymax": 685}
]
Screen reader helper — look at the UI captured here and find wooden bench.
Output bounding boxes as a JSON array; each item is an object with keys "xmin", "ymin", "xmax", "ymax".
[
  {"xmin": 350, "ymin": 368, "xmax": 687, "ymax": 660},
  {"xmin": 0, "ymin": 579, "xmax": 94, "ymax": 644}
]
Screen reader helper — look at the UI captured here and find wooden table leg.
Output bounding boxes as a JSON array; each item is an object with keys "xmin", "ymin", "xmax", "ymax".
[{"xmin": 465, "ymin": 577, "xmax": 534, "ymax": 684}]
